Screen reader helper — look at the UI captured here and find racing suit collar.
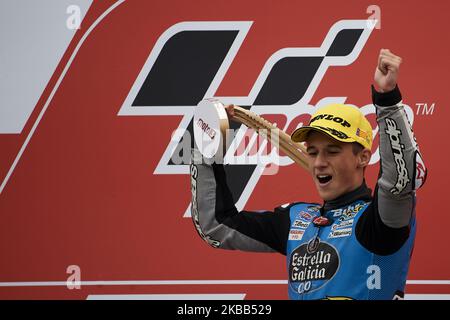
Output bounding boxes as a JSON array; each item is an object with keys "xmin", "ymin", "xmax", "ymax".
[{"xmin": 322, "ymin": 181, "xmax": 372, "ymax": 212}]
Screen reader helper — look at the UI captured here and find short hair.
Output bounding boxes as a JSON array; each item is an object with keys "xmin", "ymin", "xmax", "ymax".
[{"xmin": 352, "ymin": 142, "xmax": 364, "ymax": 155}]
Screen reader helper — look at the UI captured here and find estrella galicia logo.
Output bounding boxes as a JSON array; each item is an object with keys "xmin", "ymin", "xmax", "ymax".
[
  {"xmin": 289, "ymin": 241, "xmax": 340, "ymax": 294},
  {"xmin": 118, "ymin": 20, "xmax": 377, "ymax": 217}
]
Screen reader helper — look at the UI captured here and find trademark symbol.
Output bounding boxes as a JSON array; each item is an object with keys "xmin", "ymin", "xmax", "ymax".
[{"xmin": 415, "ymin": 103, "xmax": 435, "ymax": 116}]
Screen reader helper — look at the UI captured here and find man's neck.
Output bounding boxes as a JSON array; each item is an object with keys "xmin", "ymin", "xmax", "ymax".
[{"xmin": 323, "ymin": 181, "xmax": 372, "ymax": 211}]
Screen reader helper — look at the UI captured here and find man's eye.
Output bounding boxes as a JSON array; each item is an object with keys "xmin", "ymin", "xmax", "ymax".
[{"xmin": 308, "ymin": 152, "xmax": 317, "ymax": 156}]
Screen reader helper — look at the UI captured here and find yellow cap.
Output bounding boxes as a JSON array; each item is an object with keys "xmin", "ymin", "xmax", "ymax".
[{"xmin": 291, "ymin": 104, "xmax": 373, "ymax": 149}]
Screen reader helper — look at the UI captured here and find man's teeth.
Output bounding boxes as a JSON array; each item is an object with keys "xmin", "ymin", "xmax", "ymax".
[{"xmin": 317, "ymin": 175, "xmax": 332, "ymax": 183}]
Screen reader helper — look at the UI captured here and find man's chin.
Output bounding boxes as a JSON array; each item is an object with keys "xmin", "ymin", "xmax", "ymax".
[
  {"xmin": 320, "ymin": 193, "xmax": 334, "ymax": 202},
  {"xmin": 317, "ymin": 188, "xmax": 337, "ymax": 202}
]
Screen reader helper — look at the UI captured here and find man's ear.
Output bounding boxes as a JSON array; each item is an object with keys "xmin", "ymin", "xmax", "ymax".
[{"xmin": 358, "ymin": 149, "xmax": 372, "ymax": 168}]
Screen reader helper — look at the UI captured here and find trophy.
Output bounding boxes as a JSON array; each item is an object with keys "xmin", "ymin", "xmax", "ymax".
[{"xmin": 193, "ymin": 99, "xmax": 309, "ymax": 169}]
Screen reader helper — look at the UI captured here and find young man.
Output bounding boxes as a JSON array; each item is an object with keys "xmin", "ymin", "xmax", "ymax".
[{"xmin": 190, "ymin": 49, "xmax": 427, "ymax": 300}]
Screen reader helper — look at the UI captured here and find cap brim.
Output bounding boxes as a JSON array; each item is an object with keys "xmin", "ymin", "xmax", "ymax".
[{"xmin": 291, "ymin": 126, "xmax": 354, "ymax": 144}]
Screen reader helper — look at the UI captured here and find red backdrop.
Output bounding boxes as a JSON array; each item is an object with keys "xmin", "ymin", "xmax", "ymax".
[{"xmin": 0, "ymin": 0, "xmax": 448, "ymax": 299}]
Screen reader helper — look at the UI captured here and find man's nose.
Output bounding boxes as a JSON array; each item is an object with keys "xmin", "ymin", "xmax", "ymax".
[{"xmin": 313, "ymin": 152, "xmax": 328, "ymax": 169}]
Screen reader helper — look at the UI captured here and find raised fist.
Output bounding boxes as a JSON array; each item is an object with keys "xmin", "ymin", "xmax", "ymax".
[{"xmin": 374, "ymin": 49, "xmax": 402, "ymax": 93}]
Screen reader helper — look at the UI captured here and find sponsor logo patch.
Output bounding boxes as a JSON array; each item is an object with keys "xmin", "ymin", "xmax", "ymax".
[
  {"xmin": 196, "ymin": 118, "xmax": 216, "ymax": 140},
  {"xmin": 307, "ymin": 206, "xmax": 320, "ymax": 213},
  {"xmin": 312, "ymin": 216, "xmax": 332, "ymax": 227},
  {"xmin": 289, "ymin": 229, "xmax": 305, "ymax": 241},
  {"xmin": 331, "ymin": 202, "xmax": 366, "ymax": 220},
  {"xmin": 385, "ymin": 117, "xmax": 410, "ymax": 194},
  {"xmin": 328, "ymin": 227, "xmax": 352, "ymax": 238},
  {"xmin": 289, "ymin": 241, "xmax": 340, "ymax": 294},
  {"xmin": 315, "ymin": 125, "xmax": 349, "ymax": 140},
  {"xmin": 331, "ymin": 219, "xmax": 354, "ymax": 230},
  {"xmin": 293, "ymin": 220, "xmax": 310, "ymax": 229},
  {"xmin": 414, "ymin": 151, "xmax": 426, "ymax": 190},
  {"xmin": 299, "ymin": 211, "xmax": 313, "ymax": 221},
  {"xmin": 310, "ymin": 114, "xmax": 351, "ymax": 128}
]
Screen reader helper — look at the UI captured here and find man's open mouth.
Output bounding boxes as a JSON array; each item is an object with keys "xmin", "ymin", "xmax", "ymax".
[{"xmin": 317, "ymin": 174, "xmax": 332, "ymax": 184}]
